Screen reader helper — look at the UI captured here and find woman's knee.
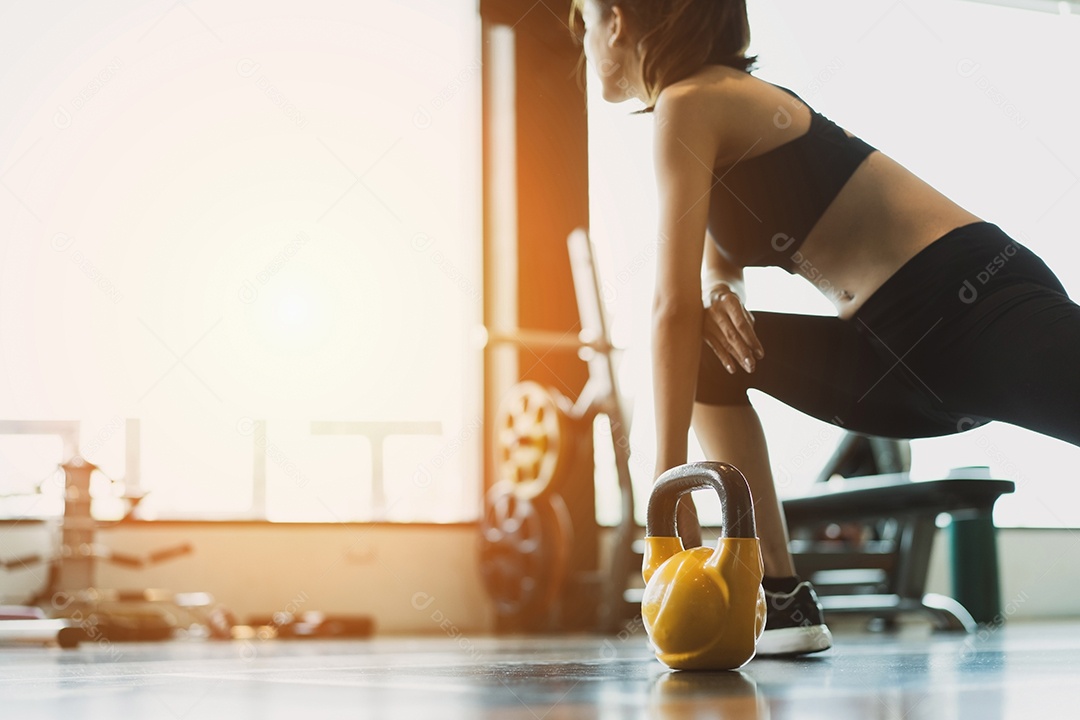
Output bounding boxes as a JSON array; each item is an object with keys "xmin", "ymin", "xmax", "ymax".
[{"xmin": 696, "ymin": 338, "xmax": 752, "ymax": 406}]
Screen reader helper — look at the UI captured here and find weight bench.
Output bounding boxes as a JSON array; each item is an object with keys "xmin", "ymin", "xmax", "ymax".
[{"xmin": 784, "ymin": 469, "xmax": 1014, "ymax": 632}]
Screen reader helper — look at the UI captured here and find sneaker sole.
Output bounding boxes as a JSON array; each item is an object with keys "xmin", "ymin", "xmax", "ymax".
[{"xmin": 755, "ymin": 625, "xmax": 833, "ymax": 657}]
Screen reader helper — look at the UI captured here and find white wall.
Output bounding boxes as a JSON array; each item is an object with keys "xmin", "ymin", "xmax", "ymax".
[
  {"xmin": 0, "ymin": 521, "xmax": 492, "ymax": 634},
  {"xmin": 93, "ymin": 523, "xmax": 494, "ymax": 633}
]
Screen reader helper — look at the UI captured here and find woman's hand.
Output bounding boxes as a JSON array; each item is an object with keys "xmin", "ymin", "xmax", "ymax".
[{"xmin": 702, "ymin": 285, "xmax": 765, "ymax": 374}]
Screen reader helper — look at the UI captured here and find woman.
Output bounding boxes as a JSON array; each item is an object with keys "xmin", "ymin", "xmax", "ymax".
[{"xmin": 571, "ymin": 0, "xmax": 1080, "ymax": 656}]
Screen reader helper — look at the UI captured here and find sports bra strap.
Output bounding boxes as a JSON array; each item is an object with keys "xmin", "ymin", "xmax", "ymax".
[{"xmin": 767, "ymin": 80, "xmax": 805, "ymax": 104}]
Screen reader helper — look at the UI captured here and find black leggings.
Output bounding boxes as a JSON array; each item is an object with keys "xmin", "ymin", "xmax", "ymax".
[{"xmin": 695, "ymin": 221, "xmax": 1080, "ymax": 446}]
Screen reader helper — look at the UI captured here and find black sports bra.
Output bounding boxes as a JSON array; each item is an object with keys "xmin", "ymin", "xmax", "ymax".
[{"xmin": 707, "ymin": 82, "xmax": 877, "ymax": 273}]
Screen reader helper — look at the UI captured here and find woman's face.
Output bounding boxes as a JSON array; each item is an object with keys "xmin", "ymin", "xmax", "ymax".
[{"xmin": 581, "ymin": 0, "xmax": 638, "ymax": 103}]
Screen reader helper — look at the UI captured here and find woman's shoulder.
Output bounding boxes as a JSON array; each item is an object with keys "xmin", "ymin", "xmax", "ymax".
[{"xmin": 654, "ymin": 67, "xmax": 815, "ymax": 162}]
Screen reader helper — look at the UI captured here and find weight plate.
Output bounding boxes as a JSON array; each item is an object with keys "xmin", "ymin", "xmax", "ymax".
[
  {"xmin": 495, "ymin": 381, "xmax": 571, "ymax": 500},
  {"xmin": 479, "ymin": 481, "xmax": 569, "ymax": 618}
]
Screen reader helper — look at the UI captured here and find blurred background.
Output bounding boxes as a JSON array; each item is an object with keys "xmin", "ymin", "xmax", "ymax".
[{"xmin": 1, "ymin": 0, "xmax": 1078, "ymax": 632}]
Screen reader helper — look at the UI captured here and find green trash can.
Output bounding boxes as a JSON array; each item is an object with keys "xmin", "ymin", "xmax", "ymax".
[{"xmin": 949, "ymin": 511, "xmax": 1002, "ymax": 626}]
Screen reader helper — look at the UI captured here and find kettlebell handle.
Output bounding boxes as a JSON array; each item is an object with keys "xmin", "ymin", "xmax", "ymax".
[{"xmin": 646, "ymin": 461, "xmax": 756, "ymax": 539}]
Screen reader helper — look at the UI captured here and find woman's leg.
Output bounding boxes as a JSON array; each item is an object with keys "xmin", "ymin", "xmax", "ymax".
[
  {"xmin": 695, "ymin": 311, "xmax": 960, "ymax": 441},
  {"xmin": 846, "ymin": 222, "xmax": 1080, "ymax": 445},
  {"xmin": 691, "ymin": 402, "xmax": 795, "ymax": 576},
  {"xmin": 689, "ymin": 297, "xmax": 986, "ymax": 656},
  {"xmin": 942, "ymin": 282, "xmax": 1080, "ymax": 444},
  {"xmin": 691, "ymin": 313, "xmax": 886, "ymax": 656},
  {"xmin": 836, "ymin": 220, "xmax": 1080, "ymax": 444},
  {"xmin": 691, "ymin": 309, "xmax": 956, "ymax": 577}
]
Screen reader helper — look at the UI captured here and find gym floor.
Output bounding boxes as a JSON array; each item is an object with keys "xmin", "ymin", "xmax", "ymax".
[{"xmin": 3, "ymin": 622, "xmax": 1079, "ymax": 718}]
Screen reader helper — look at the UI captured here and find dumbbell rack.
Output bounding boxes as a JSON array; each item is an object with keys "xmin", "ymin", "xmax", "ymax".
[
  {"xmin": 0, "ymin": 457, "xmax": 194, "ymax": 647},
  {"xmin": 483, "ymin": 228, "xmax": 637, "ymax": 633}
]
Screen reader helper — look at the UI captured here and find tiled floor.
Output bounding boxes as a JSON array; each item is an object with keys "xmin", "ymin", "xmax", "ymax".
[{"xmin": 2, "ymin": 622, "xmax": 1079, "ymax": 718}]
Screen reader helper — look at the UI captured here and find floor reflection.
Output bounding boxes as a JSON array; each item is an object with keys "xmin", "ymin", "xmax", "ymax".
[
  {"xmin": 649, "ymin": 670, "xmax": 768, "ymax": 719},
  {"xmin": 0, "ymin": 623, "xmax": 1077, "ymax": 719}
]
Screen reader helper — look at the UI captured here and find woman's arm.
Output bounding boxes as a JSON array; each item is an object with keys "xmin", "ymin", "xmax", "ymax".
[
  {"xmin": 650, "ymin": 89, "xmax": 720, "ymax": 479},
  {"xmin": 702, "ymin": 230, "xmax": 746, "ymax": 304},
  {"xmin": 701, "ymin": 231, "xmax": 763, "ymax": 374}
]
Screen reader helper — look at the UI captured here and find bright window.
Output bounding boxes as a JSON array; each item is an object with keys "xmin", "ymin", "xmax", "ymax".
[
  {"xmin": 0, "ymin": 1, "xmax": 481, "ymax": 522},
  {"xmin": 586, "ymin": 0, "xmax": 1080, "ymax": 528}
]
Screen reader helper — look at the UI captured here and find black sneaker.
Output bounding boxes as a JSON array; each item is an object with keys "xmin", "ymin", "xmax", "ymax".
[{"xmin": 756, "ymin": 581, "xmax": 833, "ymax": 656}]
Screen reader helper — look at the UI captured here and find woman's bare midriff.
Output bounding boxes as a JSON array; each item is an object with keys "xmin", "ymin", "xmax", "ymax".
[
  {"xmin": 688, "ymin": 67, "xmax": 983, "ymax": 320},
  {"xmin": 796, "ymin": 149, "xmax": 983, "ymax": 320}
]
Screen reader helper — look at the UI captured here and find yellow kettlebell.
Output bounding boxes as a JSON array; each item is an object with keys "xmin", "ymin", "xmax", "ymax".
[{"xmin": 641, "ymin": 461, "xmax": 767, "ymax": 670}]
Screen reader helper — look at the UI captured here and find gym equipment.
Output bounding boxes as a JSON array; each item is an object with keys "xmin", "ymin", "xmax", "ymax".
[
  {"xmin": 0, "ymin": 606, "xmax": 78, "ymax": 648},
  {"xmin": 0, "ymin": 619, "xmax": 79, "ymax": 648},
  {"xmin": 814, "ymin": 432, "xmax": 911, "ymax": 482},
  {"xmin": 50, "ymin": 588, "xmax": 234, "ymax": 643},
  {"xmin": 0, "ymin": 458, "xmax": 179, "ymax": 591},
  {"xmin": 244, "ymin": 611, "xmax": 375, "ymax": 639},
  {"xmin": 1, "ymin": 541, "xmax": 195, "ymax": 574},
  {"xmin": 479, "ymin": 481, "xmax": 571, "ymax": 619},
  {"xmin": 495, "ymin": 381, "xmax": 572, "ymax": 500},
  {"xmin": 0, "ymin": 451, "xmax": 219, "ymax": 646},
  {"xmin": 785, "ymin": 432, "xmax": 1014, "ymax": 630},
  {"xmin": 482, "ymin": 229, "xmax": 637, "ymax": 632},
  {"xmin": 641, "ymin": 462, "xmax": 766, "ymax": 670}
]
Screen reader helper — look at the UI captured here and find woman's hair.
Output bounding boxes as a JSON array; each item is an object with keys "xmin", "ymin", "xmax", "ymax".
[{"xmin": 569, "ymin": 0, "xmax": 758, "ymax": 109}]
